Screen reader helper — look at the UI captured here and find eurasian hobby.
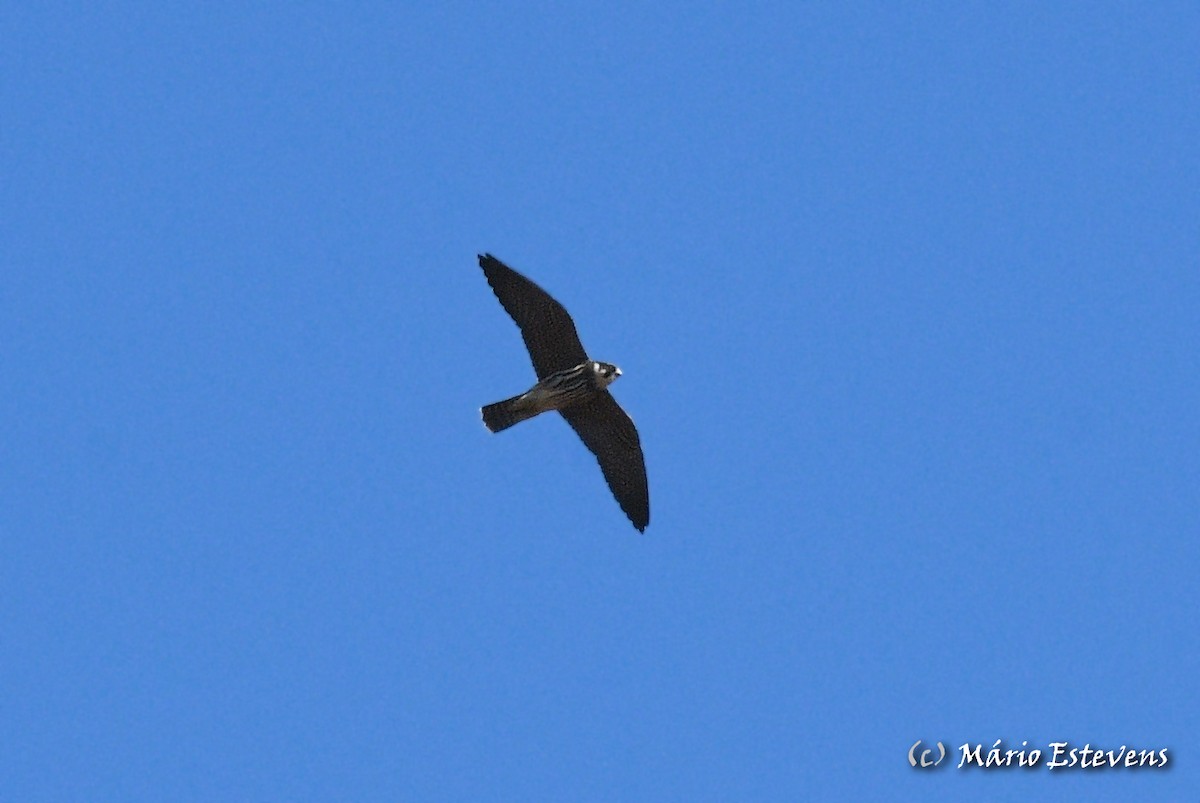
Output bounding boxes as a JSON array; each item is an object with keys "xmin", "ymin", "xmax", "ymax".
[{"xmin": 478, "ymin": 253, "xmax": 650, "ymax": 533}]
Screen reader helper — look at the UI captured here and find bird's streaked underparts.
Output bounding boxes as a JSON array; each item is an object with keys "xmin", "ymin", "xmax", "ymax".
[{"xmin": 478, "ymin": 253, "xmax": 650, "ymax": 533}]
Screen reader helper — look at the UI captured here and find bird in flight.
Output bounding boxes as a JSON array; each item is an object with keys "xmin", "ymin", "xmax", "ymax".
[{"xmin": 478, "ymin": 253, "xmax": 650, "ymax": 533}]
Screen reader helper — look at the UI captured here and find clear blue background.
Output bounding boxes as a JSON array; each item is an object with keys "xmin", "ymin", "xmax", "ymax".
[{"xmin": 3, "ymin": 3, "xmax": 1196, "ymax": 800}]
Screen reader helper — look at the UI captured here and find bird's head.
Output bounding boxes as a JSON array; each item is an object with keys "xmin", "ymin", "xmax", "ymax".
[{"xmin": 593, "ymin": 361, "xmax": 621, "ymax": 388}]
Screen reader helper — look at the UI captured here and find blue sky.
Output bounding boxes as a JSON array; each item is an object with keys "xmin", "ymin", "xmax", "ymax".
[{"xmin": 3, "ymin": 3, "xmax": 1197, "ymax": 800}]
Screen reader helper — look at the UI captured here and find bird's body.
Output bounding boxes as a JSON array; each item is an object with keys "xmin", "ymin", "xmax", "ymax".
[
  {"xmin": 478, "ymin": 254, "xmax": 650, "ymax": 532},
  {"xmin": 481, "ymin": 360, "xmax": 621, "ymax": 433}
]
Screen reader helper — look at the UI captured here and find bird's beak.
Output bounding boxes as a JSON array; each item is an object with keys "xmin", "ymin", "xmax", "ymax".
[{"xmin": 615, "ymin": 367, "xmax": 622, "ymax": 376}]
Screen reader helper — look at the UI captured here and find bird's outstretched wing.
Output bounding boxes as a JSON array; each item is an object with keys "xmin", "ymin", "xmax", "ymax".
[
  {"xmin": 560, "ymin": 392, "xmax": 650, "ymax": 532},
  {"xmin": 479, "ymin": 253, "xmax": 589, "ymax": 379}
]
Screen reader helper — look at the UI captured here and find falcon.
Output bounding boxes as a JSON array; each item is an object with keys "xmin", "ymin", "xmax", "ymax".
[{"xmin": 478, "ymin": 253, "xmax": 650, "ymax": 532}]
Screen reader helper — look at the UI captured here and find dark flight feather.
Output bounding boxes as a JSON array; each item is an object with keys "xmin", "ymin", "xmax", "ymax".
[
  {"xmin": 479, "ymin": 253, "xmax": 589, "ymax": 380},
  {"xmin": 560, "ymin": 392, "xmax": 650, "ymax": 532}
]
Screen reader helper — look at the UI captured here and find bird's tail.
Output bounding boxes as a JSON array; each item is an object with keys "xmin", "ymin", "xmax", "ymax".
[{"xmin": 481, "ymin": 395, "xmax": 537, "ymax": 433}]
